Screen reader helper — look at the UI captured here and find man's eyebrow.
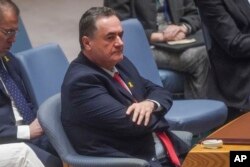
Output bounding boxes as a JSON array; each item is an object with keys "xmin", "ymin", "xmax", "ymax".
[
  {"xmin": 106, "ymin": 30, "xmax": 123, "ymax": 36},
  {"xmin": 106, "ymin": 31, "xmax": 117, "ymax": 36}
]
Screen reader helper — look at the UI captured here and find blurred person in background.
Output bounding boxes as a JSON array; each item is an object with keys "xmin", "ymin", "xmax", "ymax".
[
  {"xmin": 0, "ymin": 0, "xmax": 62, "ymax": 166},
  {"xmin": 104, "ymin": 0, "xmax": 209, "ymax": 99},
  {"xmin": 195, "ymin": 0, "xmax": 250, "ymax": 120}
]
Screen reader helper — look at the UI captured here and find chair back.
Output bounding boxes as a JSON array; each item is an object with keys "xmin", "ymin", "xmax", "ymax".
[
  {"xmin": 11, "ymin": 17, "xmax": 32, "ymax": 53},
  {"xmin": 14, "ymin": 43, "xmax": 69, "ymax": 108},
  {"xmin": 121, "ymin": 19, "xmax": 163, "ymax": 86},
  {"xmin": 38, "ymin": 94, "xmax": 149, "ymax": 167},
  {"xmin": 38, "ymin": 94, "xmax": 77, "ymax": 158},
  {"xmin": 121, "ymin": 19, "xmax": 227, "ymax": 135}
]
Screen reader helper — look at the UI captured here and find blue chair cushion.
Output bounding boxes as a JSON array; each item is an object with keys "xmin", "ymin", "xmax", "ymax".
[
  {"xmin": 122, "ymin": 18, "xmax": 228, "ymax": 135},
  {"xmin": 165, "ymin": 100, "xmax": 228, "ymax": 135},
  {"xmin": 38, "ymin": 94, "xmax": 150, "ymax": 167},
  {"xmin": 14, "ymin": 43, "xmax": 69, "ymax": 107}
]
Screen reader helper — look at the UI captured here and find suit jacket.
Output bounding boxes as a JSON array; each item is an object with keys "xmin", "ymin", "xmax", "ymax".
[
  {"xmin": 196, "ymin": 0, "xmax": 250, "ymax": 110},
  {"xmin": 0, "ymin": 53, "xmax": 63, "ymax": 167},
  {"xmin": 61, "ymin": 53, "xmax": 189, "ymax": 163},
  {"xmin": 104, "ymin": 0, "xmax": 201, "ymax": 41},
  {"xmin": 0, "ymin": 52, "xmax": 34, "ymax": 143}
]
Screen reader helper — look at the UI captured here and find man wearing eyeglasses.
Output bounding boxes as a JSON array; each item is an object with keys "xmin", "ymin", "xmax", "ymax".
[
  {"xmin": 0, "ymin": 4, "xmax": 18, "ymax": 53},
  {"xmin": 0, "ymin": 0, "xmax": 62, "ymax": 167}
]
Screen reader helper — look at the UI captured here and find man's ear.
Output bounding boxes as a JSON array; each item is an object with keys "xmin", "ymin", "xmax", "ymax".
[{"xmin": 82, "ymin": 36, "xmax": 92, "ymax": 51}]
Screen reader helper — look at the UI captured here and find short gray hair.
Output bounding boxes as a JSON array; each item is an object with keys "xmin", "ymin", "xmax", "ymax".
[
  {"xmin": 0, "ymin": 0, "xmax": 20, "ymax": 21},
  {"xmin": 79, "ymin": 6, "xmax": 117, "ymax": 49}
]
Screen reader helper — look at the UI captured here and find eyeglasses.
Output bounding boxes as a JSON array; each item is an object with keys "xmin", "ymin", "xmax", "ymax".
[{"xmin": 0, "ymin": 27, "xmax": 18, "ymax": 38}]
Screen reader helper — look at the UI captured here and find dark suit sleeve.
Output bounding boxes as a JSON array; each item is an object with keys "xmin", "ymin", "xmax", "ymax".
[
  {"xmin": 196, "ymin": 0, "xmax": 250, "ymax": 58},
  {"xmin": 63, "ymin": 74, "xmax": 168, "ymax": 138},
  {"xmin": 140, "ymin": 76, "xmax": 172, "ymax": 113},
  {"xmin": 0, "ymin": 102, "xmax": 21, "ymax": 143},
  {"xmin": 179, "ymin": 0, "xmax": 201, "ymax": 33},
  {"xmin": 104, "ymin": 0, "xmax": 157, "ymax": 42},
  {"xmin": 0, "ymin": 124, "xmax": 18, "ymax": 143},
  {"xmin": 104, "ymin": 0, "xmax": 132, "ymax": 20}
]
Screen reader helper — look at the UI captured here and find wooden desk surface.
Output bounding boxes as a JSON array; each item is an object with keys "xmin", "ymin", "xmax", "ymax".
[
  {"xmin": 206, "ymin": 112, "xmax": 250, "ymax": 144},
  {"xmin": 182, "ymin": 112, "xmax": 250, "ymax": 167},
  {"xmin": 182, "ymin": 144, "xmax": 250, "ymax": 167}
]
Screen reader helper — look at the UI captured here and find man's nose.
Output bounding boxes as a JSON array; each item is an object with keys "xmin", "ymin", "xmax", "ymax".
[
  {"xmin": 7, "ymin": 35, "xmax": 16, "ymax": 43},
  {"xmin": 115, "ymin": 36, "xmax": 124, "ymax": 46}
]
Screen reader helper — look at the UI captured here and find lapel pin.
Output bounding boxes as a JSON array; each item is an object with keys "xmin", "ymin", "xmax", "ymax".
[
  {"xmin": 4, "ymin": 56, "xmax": 9, "ymax": 62},
  {"xmin": 128, "ymin": 82, "xmax": 134, "ymax": 88}
]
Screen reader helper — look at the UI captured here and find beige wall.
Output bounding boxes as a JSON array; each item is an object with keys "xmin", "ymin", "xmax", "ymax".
[{"xmin": 12, "ymin": 0, "xmax": 103, "ymax": 61}]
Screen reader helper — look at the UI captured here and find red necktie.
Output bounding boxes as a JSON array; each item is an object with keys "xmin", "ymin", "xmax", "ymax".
[
  {"xmin": 0, "ymin": 60, "xmax": 35, "ymax": 124},
  {"xmin": 113, "ymin": 72, "xmax": 180, "ymax": 166},
  {"xmin": 156, "ymin": 132, "xmax": 181, "ymax": 167},
  {"xmin": 113, "ymin": 72, "xmax": 131, "ymax": 93}
]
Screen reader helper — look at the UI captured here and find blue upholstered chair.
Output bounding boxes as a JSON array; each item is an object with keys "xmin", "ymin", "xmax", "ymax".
[
  {"xmin": 38, "ymin": 93, "xmax": 151, "ymax": 167},
  {"xmin": 14, "ymin": 43, "xmax": 69, "ymax": 108},
  {"xmin": 121, "ymin": 19, "xmax": 228, "ymax": 135},
  {"xmin": 11, "ymin": 17, "xmax": 32, "ymax": 53},
  {"xmin": 14, "ymin": 42, "xmax": 192, "ymax": 166},
  {"xmin": 14, "ymin": 43, "xmax": 151, "ymax": 166},
  {"xmin": 38, "ymin": 94, "xmax": 193, "ymax": 167}
]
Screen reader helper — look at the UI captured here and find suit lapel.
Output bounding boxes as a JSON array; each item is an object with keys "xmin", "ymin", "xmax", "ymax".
[
  {"xmin": 79, "ymin": 54, "xmax": 136, "ymax": 104},
  {"xmin": 2, "ymin": 54, "xmax": 27, "ymax": 95},
  {"xmin": 116, "ymin": 72, "xmax": 136, "ymax": 102}
]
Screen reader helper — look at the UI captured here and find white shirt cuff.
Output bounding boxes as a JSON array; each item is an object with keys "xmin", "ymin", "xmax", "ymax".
[
  {"xmin": 147, "ymin": 99, "xmax": 163, "ymax": 111},
  {"xmin": 17, "ymin": 125, "xmax": 30, "ymax": 140}
]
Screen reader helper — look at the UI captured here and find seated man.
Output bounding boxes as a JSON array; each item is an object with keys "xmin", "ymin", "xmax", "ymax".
[
  {"xmin": 195, "ymin": 0, "xmax": 250, "ymax": 119},
  {"xmin": 0, "ymin": 1, "xmax": 62, "ymax": 166},
  {"xmin": 104, "ymin": 0, "xmax": 209, "ymax": 99},
  {"xmin": 61, "ymin": 6, "xmax": 190, "ymax": 167},
  {"xmin": 0, "ymin": 143, "xmax": 44, "ymax": 167}
]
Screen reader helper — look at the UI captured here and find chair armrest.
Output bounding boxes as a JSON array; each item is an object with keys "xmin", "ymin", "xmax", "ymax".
[
  {"xmin": 38, "ymin": 94, "xmax": 150, "ymax": 167},
  {"xmin": 65, "ymin": 154, "xmax": 149, "ymax": 167}
]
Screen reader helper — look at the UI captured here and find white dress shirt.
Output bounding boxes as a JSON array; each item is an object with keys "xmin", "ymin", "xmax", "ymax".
[{"xmin": 0, "ymin": 58, "xmax": 30, "ymax": 139}]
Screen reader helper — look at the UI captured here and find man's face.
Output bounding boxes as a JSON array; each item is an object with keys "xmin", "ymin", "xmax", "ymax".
[
  {"xmin": 83, "ymin": 15, "xmax": 124, "ymax": 70},
  {"xmin": 0, "ymin": 10, "xmax": 18, "ymax": 54}
]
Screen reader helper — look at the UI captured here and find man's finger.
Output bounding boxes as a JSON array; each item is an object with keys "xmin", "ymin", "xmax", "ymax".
[
  {"xmin": 137, "ymin": 110, "xmax": 146, "ymax": 125},
  {"xmin": 132, "ymin": 107, "xmax": 140, "ymax": 122}
]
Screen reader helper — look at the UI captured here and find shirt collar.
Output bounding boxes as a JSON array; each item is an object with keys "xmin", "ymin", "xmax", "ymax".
[
  {"xmin": 102, "ymin": 66, "xmax": 119, "ymax": 77},
  {"xmin": 0, "ymin": 57, "xmax": 6, "ymax": 70}
]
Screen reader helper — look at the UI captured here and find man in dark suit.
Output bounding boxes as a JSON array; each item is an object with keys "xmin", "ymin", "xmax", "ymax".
[
  {"xmin": 0, "ymin": 0, "xmax": 61, "ymax": 166},
  {"xmin": 195, "ymin": 0, "xmax": 250, "ymax": 118},
  {"xmin": 61, "ymin": 6, "xmax": 190, "ymax": 167},
  {"xmin": 104, "ymin": 0, "xmax": 209, "ymax": 99}
]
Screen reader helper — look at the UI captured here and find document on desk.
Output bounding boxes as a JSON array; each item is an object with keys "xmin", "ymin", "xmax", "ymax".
[
  {"xmin": 206, "ymin": 113, "xmax": 250, "ymax": 144},
  {"xmin": 167, "ymin": 38, "xmax": 196, "ymax": 45},
  {"xmin": 152, "ymin": 29, "xmax": 204, "ymax": 53}
]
